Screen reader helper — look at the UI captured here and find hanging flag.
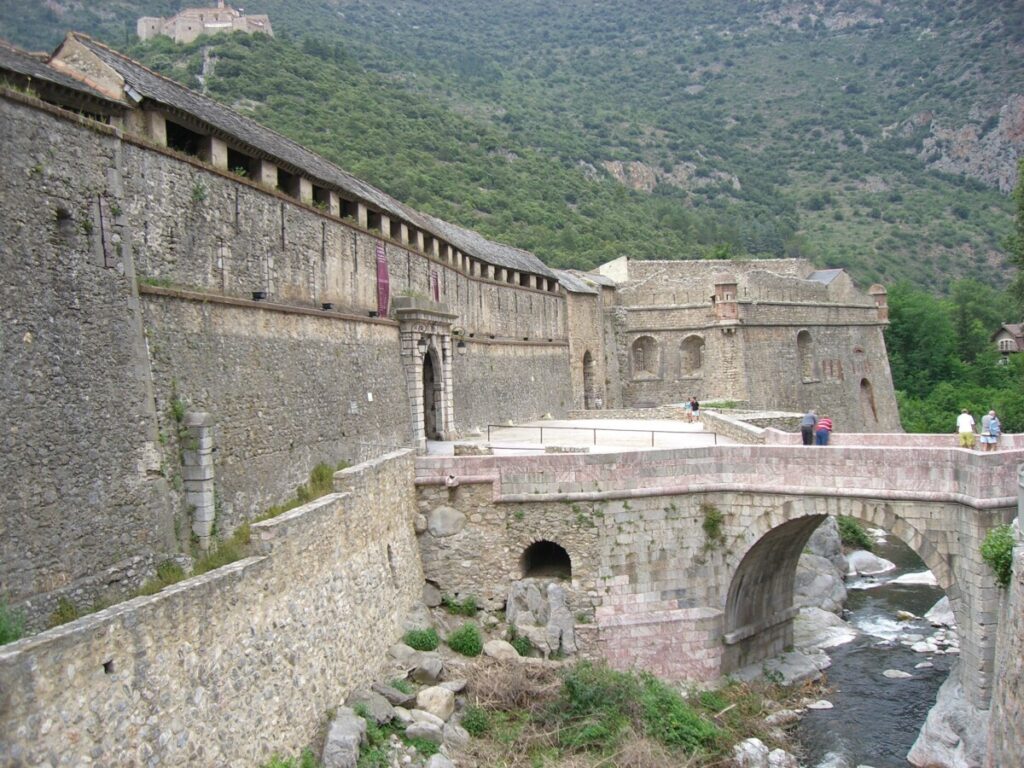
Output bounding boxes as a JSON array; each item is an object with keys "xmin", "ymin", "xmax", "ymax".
[
  {"xmin": 431, "ymin": 269, "xmax": 440, "ymax": 302},
  {"xmin": 376, "ymin": 241, "xmax": 389, "ymax": 316}
]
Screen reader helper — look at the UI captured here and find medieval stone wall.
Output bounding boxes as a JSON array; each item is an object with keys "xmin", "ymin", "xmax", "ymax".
[
  {"xmin": 0, "ymin": 91, "xmax": 571, "ymax": 620},
  {"xmin": 0, "ymin": 97, "xmax": 175, "ymax": 620},
  {"xmin": 609, "ymin": 259, "xmax": 898, "ymax": 430},
  {"xmin": 985, "ymin": 507, "xmax": 1023, "ymax": 764},
  {"xmin": 0, "ymin": 451, "xmax": 422, "ymax": 768},
  {"xmin": 565, "ymin": 291, "xmax": 608, "ymax": 410}
]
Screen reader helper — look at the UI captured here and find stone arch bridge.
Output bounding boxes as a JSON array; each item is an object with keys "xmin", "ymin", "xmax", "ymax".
[{"xmin": 415, "ymin": 442, "xmax": 1022, "ymax": 710}]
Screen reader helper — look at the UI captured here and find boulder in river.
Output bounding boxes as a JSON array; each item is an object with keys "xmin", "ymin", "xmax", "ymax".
[
  {"xmin": 908, "ymin": 669, "xmax": 988, "ymax": 768},
  {"xmin": 846, "ymin": 549, "xmax": 896, "ymax": 576}
]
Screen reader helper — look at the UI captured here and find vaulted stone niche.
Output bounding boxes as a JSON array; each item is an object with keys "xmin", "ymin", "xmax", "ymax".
[{"xmin": 520, "ymin": 540, "xmax": 572, "ymax": 580}]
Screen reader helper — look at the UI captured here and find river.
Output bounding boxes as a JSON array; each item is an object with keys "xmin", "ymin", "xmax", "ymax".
[{"xmin": 797, "ymin": 531, "xmax": 954, "ymax": 768}]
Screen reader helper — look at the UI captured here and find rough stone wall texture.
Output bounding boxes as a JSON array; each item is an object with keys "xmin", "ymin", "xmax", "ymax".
[
  {"xmin": 0, "ymin": 451, "xmax": 422, "ymax": 768},
  {"xmin": 985, "ymin": 504, "xmax": 1023, "ymax": 763},
  {"xmin": 141, "ymin": 295, "xmax": 409, "ymax": 532},
  {"xmin": 0, "ymin": 93, "xmax": 572, "ymax": 618},
  {"xmin": 416, "ymin": 448, "xmax": 1019, "ymax": 698},
  {"xmin": 609, "ymin": 258, "xmax": 898, "ymax": 431},
  {"xmin": 451, "ymin": 343, "xmax": 572, "ymax": 433},
  {"xmin": 565, "ymin": 291, "xmax": 607, "ymax": 410},
  {"xmin": 0, "ymin": 96, "xmax": 174, "ymax": 623}
]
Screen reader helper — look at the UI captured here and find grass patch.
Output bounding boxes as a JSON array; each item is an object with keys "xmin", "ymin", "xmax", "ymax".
[
  {"xmin": 837, "ymin": 516, "xmax": 873, "ymax": 551},
  {"xmin": 441, "ymin": 594, "xmax": 479, "ymax": 616},
  {"xmin": 389, "ymin": 678, "xmax": 413, "ymax": 695},
  {"xmin": 261, "ymin": 749, "xmax": 319, "ymax": 768},
  {"xmin": 403, "ymin": 627, "xmax": 440, "ymax": 651},
  {"xmin": 0, "ymin": 599, "xmax": 26, "ymax": 645},
  {"xmin": 256, "ymin": 460, "xmax": 350, "ymax": 522},
  {"xmin": 137, "ymin": 560, "xmax": 187, "ymax": 596},
  {"xmin": 48, "ymin": 596, "xmax": 80, "ymax": 628},
  {"xmin": 193, "ymin": 522, "xmax": 251, "ymax": 576},
  {"xmin": 461, "ymin": 660, "xmax": 813, "ymax": 765},
  {"xmin": 507, "ymin": 626, "xmax": 532, "ymax": 657},
  {"xmin": 446, "ymin": 622, "xmax": 483, "ymax": 656},
  {"xmin": 981, "ymin": 524, "xmax": 1015, "ymax": 587}
]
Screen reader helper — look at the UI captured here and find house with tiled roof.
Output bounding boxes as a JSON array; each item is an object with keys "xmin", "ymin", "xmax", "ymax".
[{"xmin": 992, "ymin": 322, "xmax": 1024, "ymax": 358}]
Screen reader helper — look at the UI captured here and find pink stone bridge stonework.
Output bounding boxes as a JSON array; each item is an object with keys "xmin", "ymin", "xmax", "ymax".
[{"xmin": 415, "ymin": 441, "xmax": 1022, "ymax": 711}]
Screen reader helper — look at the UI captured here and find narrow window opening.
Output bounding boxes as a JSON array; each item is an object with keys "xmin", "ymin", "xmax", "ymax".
[
  {"xmin": 276, "ymin": 168, "xmax": 300, "ymax": 199},
  {"xmin": 165, "ymin": 120, "xmax": 202, "ymax": 156},
  {"xmin": 227, "ymin": 147, "xmax": 256, "ymax": 178},
  {"xmin": 312, "ymin": 185, "xmax": 331, "ymax": 210},
  {"xmin": 367, "ymin": 210, "xmax": 382, "ymax": 231},
  {"xmin": 102, "ymin": 659, "xmax": 115, "ymax": 675},
  {"xmin": 340, "ymin": 198, "xmax": 358, "ymax": 220}
]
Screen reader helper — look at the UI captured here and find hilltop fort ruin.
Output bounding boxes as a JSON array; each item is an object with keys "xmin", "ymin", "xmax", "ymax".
[{"xmin": 137, "ymin": 1, "xmax": 272, "ymax": 44}]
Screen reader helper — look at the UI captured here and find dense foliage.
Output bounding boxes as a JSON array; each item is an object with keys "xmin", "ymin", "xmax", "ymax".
[
  {"xmin": 980, "ymin": 524, "xmax": 1016, "ymax": 588},
  {"xmin": 1, "ymin": 1, "xmax": 1018, "ymax": 290}
]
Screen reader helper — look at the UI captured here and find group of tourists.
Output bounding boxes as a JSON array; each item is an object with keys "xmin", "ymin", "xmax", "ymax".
[
  {"xmin": 683, "ymin": 397, "xmax": 700, "ymax": 423},
  {"xmin": 956, "ymin": 408, "xmax": 1002, "ymax": 451},
  {"xmin": 800, "ymin": 410, "xmax": 833, "ymax": 446}
]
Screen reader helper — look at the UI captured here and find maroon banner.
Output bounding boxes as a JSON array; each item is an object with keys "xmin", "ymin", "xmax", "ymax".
[{"xmin": 376, "ymin": 241, "xmax": 389, "ymax": 316}]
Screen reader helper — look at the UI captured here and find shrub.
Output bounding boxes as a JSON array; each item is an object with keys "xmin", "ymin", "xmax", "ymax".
[
  {"xmin": 441, "ymin": 594, "xmax": 479, "ymax": 616},
  {"xmin": 701, "ymin": 502, "xmax": 725, "ymax": 548},
  {"xmin": 0, "ymin": 599, "xmax": 25, "ymax": 645},
  {"xmin": 403, "ymin": 627, "xmax": 440, "ymax": 651},
  {"xmin": 981, "ymin": 524, "xmax": 1015, "ymax": 587},
  {"xmin": 461, "ymin": 704, "xmax": 491, "ymax": 736},
  {"xmin": 137, "ymin": 559, "xmax": 187, "ymax": 596},
  {"xmin": 837, "ymin": 516, "xmax": 873, "ymax": 551},
  {"xmin": 446, "ymin": 622, "xmax": 483, "ymax": 656},
  {"xmin": 639, "ymin": 674, "xmax": 720, "ymax": 749},
  {"xmin": 509, "ymin": 631, "xmax": 532, "ymax": 657},
  {"xmin": 48, "ymin": 596, "xmax": 79, "ymax": 628}
]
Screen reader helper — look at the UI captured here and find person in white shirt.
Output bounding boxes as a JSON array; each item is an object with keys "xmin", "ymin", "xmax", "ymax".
[{"xmin": 956, "ymin": 408, "xmax": 976, "ymax": 449}]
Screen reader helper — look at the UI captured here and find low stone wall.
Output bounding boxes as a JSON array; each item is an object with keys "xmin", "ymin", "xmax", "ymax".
[
  {"xmin": 0, "ymin": 451, "xmax": 422, "ymax": 767},
  {"xmin": 567, "ymin": 405, "xmax": 689, "ymax": 420},
  {"xmin": 986, "ymin": 514, "xmax": 1023, "ymax": 765}
]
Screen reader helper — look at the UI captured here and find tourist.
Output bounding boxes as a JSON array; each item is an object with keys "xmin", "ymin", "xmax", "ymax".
[
  {"xmin": 815, "ymin": 415, "xmax": 833, "ymax": 446},
  {"xmin": 980, "ymin": 410, "xmax": 993, "ymax": 451},
  {"xmin": 800, "ymin": 410, "xmax": 817, "ymax": 446},
  {"xmin": 986, "ymin": 411, "xmax": 1001, "ymax": 452},
  {"xmin": 683, "ymin": 398, "xmax": 693, "ymax": 422},
  {"xmin": 956, "ymin": 408, "xmax": 976, "ymax": 449},
  {"xmin": 689, "ymin": 397, "xmax": 700, "ymax": 422}
]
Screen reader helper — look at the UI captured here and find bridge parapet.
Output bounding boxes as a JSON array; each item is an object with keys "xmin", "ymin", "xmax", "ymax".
[{"xmin": 418, "ymin": 444, "xmax": 1023, "ymax": 510}]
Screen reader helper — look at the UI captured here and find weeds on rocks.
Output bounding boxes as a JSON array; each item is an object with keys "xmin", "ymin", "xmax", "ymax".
[
  {"xmin": 403, "ymin": 627, "xmax": 440, "ymax": 651},
  {"xmin": 446, "ymin": 622, "xmax": 483, "ymax": 656}
]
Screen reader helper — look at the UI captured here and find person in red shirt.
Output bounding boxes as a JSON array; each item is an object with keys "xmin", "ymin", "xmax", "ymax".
[{"xmin": 815, "ymin": 416, "xmax": 833, "ymax": 446}]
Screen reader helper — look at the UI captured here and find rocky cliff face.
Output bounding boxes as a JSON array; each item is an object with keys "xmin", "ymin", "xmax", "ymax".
[{"xmin": 918, "ymin": 95, "xmax": 1024, "ymax": 193}]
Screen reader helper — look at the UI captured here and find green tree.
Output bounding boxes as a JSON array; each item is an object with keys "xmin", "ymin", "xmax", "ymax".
[
  {"xmin": 1007, "ymin": 158, "xmax": 1024, "ymax": 313},
  {"xmin": 885, "ymin": 283, "xmax": 959, "ymax": 398}
]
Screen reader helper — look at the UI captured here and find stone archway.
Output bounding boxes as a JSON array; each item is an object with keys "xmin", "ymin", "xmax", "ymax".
[
  {"xmin": 422, "ymin": 350, "xmax": 438, "ymax": 439},
  {"xmin": 394, "ymin": 297, "xmax": 458, "ymax": 451},
  {"xmin": 721, "ymin": 498, "xmax": 963, "ymax": 677}
]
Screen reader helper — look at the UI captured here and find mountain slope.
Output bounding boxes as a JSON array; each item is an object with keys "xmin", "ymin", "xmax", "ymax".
[{"xmin": 0, "ymin": 0, "xmax": 1019, "ymax": 295}]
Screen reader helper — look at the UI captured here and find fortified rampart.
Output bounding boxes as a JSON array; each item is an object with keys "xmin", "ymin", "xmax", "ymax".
[
  {"xmin": 603, "ymin": 258, "xmax": 899, "ymax": 431},
  {"xmin": 0, "ymin": 34, "xmax": 571, "ymax": 624},
  {"xmin": 0, "ymin": 451, "xmax": 422, "ymax": 767}
]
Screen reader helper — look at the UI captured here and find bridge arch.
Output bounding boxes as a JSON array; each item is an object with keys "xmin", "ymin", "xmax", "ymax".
[{"xmin": 721, "ymin": 496, "xmax": 963, "ymax": 675}]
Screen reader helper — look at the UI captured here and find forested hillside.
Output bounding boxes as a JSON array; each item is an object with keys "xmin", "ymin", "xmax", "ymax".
[{"xmin": 1, "ymin": 0, "xmax": 1020, "ymax": 294}]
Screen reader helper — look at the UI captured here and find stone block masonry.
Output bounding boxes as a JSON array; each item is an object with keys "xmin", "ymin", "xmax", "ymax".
[
  {"xmin": 0, "ymin": 91, "xmax": 573, "ymax": 621},
  {"xmin": 0, "ymin": 451, "xmax": 423, "ymax": 767},
  {"xmin": 416, "ymin": 447, "xmax": 1019, "ymax": 702}
]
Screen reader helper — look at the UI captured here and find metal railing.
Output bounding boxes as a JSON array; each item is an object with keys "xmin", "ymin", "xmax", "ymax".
[{"xmin": 486, "ymin": 424, "xmax": 716, "ymax": 447}]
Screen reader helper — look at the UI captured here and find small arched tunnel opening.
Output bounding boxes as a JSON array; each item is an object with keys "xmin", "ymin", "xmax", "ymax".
[
  {"xmin": 722, "ymin": 513, "xmax": 826, "ymax": 675},
  {"xmin": 520, "ymin": 540, "xmax": 572, "ymax": 580}
]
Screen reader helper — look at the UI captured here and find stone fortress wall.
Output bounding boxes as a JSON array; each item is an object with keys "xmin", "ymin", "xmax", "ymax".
[
  {"xmin": 0, "ymin": 84, "xmax": 570, "ymax": 626},
  {"xmin": 604, "ymin": 258, "xmax": 900, "ymax": 431},
  {"xmin": 0, "ymin": 451, "xmax": 422, "ymax": 768}
]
